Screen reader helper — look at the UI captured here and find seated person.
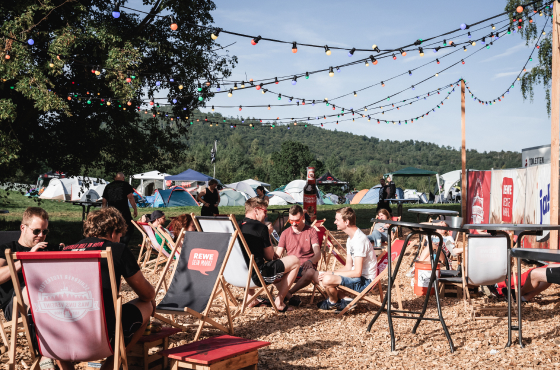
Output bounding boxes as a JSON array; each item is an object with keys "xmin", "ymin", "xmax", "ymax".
[
  {"xmin": 314, "ymin": 207, "xmax": 378, "ymax": 312},
  {"xmin": 63, "ymin": 207, "xmax": 155, "ymax": 370},
  {"xmin": 275, "ymin": 205, "xmax": 321, "ymax": 307},
  {"xmin": 406, "ymin": 221, "xmax": 455, "ymax": 277},
  {"xmin": 167, "ymin": 214, "xmax": 197, "ymax": 242},
  {"xmin": 240, "ymin": 198, "xmax": 300, "ymax": 312},
  {"xmin": 520, "ymin": 264, "xmax": 560, "ymax": 302},
  {"xmin": 149, "ymin": 210, "xmax": 173, "ymax": 254},
  {"xmin": 368, "ymin": 209, "xmax": 391, "ymax": 247},
  {"xmin": 255, "ymin": 186, "xmax": 270, "ymax": 201},
  {"xmin": 0, "ymin": 207, "xmax": 61, "ymax": 370}
]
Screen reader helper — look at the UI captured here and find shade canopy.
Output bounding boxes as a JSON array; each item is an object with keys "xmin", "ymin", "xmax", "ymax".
[
  {"xmin": 131, "ymin": 170, "xmax": 171, "ymax": 180},
  {"xmin": 386, "ymin": 167, "xmax": 438, "ymax": 177},
  {"xmin": 316, "ymin": 172, "xmax": 347, "ymax": 185},
  {"xmin": 165, "ymin": 169, "xmax": 215, "ymax": 182}
]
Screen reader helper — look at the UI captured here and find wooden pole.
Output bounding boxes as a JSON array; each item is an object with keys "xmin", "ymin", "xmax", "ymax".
[
  {"xmin": 461, "ymin": 79, "xmax": 467, "ymax": 224},
  {"xmin": 550, "ymin": 4, "xmax": 560, "ymax": 250}
]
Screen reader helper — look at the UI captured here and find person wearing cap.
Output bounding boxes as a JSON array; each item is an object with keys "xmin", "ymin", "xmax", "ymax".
[{"xmin": 148, "ymin": 210, "xmax": 174, "ymax": 254}]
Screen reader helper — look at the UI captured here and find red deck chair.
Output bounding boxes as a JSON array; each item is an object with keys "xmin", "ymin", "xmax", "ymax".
[
  {"xmin": 5, "ymin": 249, "xmax": 127, "ymax": 370},
  {"xmin": 312, "ymin": 219, "xmax": 346, "ymax": 271},
  {"xmin": 337, "ymin": 238, "xmax": 405, "ymax": 315}
]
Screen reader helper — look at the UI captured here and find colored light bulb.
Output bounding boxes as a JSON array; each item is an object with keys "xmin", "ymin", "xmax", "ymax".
[
  {"xmin": 325, "ymin": 45, "xmax": 331, "ymax": 55},
  {"xmin": 328, "ymin": 67, "xmax": 334, "ymax": 77},
  {"xmin": 292, "ymin": 42, "xmax": 297, "ymax": 53}
]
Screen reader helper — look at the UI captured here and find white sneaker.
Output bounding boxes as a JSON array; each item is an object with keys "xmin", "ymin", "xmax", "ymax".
[{"xmin": 405, "ymin": 268, "xmax": 415, "ymax": 278}]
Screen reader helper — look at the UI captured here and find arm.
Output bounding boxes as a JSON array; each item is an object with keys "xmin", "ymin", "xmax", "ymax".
[
  {"xmin": 0, "ymin": 259, "xmax": 18, "ymax": 285},
  {"xmin": 263, "ymin": 245, "xmax": 276, "ymax": 261},
  {"xmin": 124, "ymin": 270, "xmax": 156, "ymax": 302},
  {"xmin": 275, "ymin": 232, "xmax": 286, "ymax": 258},
  {"xmin": 102, "ymin": 198, "xmax": 107, "ymax": 208},
  {"xmin": 197, "ymin": 190, "xmax": 207, "ymax": 205},
  {"xmin": 127, "ymin": 193, "xmax": 138, "ymax": 218},
  {"xmin": 334, "ymin": 256, "xmax": 363, "ymax": 278},
  {"xmin": 308, "ymin": 243, "xmax": 321, "ymax": 265}
]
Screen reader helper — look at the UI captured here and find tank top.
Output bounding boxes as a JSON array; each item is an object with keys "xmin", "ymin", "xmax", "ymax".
[{"xmin": 202, "ymin": 187, "xmax": 219, "ymax": 205}]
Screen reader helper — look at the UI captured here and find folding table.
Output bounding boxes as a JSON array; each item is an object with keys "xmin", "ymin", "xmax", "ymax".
[
  {"xmin": 408, "ymin": 208, "xmax": 459, "ymax": 223},
  {"xmin": 464, "ymin": 223, "xmax": 560, "ymax": 348},
  {"xmin": 366, "ymin": 219, "xmax": 460, "ymax": 352}
]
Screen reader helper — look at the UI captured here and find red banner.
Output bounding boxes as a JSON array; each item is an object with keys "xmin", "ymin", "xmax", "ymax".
[
  {"xmin": 467, "ymin": 171, "xmax": 491, "ymax": 226},
  {"xmin": 501, "ymin": 177, "xmax": 514, "ymax": 222}
]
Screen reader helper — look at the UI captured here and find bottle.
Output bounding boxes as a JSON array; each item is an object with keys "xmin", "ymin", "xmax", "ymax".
[{"xmin": 303, "ymin": 167, "xmax": 317, "ymax": 220}]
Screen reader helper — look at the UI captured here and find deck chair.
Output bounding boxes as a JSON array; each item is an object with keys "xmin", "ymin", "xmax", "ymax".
[
  {"xmin": 138, "ymin": 222, "xmax": 173, "ymax": 274},
  {"xmin": 153, "ymin": 228, "xmax": 186, "ymax": 295},
  {"xmin": 131, "ymin": 220, "xmax": 150, "ymax": 266},
  {"xmin": 153, "ymin": 231, "xmax": 237, "ymax": 341},
  {"xmin": 5, "ymin": 249, "xmax": 127, "ymax": 370},
  {"xmin": 0, "ymin": 231, "xmax": 21, "ymax": 356},
  {"xmin": 191, "ymin": 214, "xmax": 280, "ymax": 317},
  {"xmin": 337, "ymin": 239, "xmax": 405, "ymax": 315},
  {"xmin": 369, "ymin": 216, "xmax": 401, "ymax": 249},
  {"xmin": 438, "ymin": 234, "xmax": 516, "ymax": 320},
  {"xmin": 312, "ymin": 219, "xmax": 347, "ymax": 272}
]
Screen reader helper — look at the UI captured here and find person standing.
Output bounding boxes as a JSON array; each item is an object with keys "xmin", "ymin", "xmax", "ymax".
[
  {"xmin": 102, "ymin": 172, "xmax": 137, "ymax": 246},
  {"xmin": 375, "ymin": 177, "xmax": 392, "ymax": 215},
  {"xmin": 197, "ymin": 179, "xmax": 220, "ymax": 216}
]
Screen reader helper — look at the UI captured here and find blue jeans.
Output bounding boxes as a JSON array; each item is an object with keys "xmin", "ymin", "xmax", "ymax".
[
  {"xmin": 367, "ymin": 230, "xmax": 388, "ymax": 247},
  {"xmin": 339, "ymin": 276, "xmax": 373, "ymax": 293}
]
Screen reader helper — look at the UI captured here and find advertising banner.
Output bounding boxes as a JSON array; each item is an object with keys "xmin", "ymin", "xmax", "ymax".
[
  {"xmin": 467, "ymin": 171, "xmax": 491, "ymax": 226},
  {"xmin": 489, "ymin": 169, "xmax": 526, "ymax": 225}
]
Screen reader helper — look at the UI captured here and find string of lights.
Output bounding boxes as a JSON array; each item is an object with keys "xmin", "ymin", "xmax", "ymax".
[{"xmin": 465, "ymin": 15, "xmax": 549, "ymax": 105}]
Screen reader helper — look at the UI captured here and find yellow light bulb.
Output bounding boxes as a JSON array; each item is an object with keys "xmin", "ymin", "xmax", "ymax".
[
  {"xmin": 365, "ymin": 61, "xmax": 369, "ymax": 66},
  {"xmin": 329, "ymin": 71, "xmax": 334, "ymax": 77},
  {"xmin": 49, "ymin": 62, "xmax": 54, "ymax": 68},
  {"xmin": 326, "ymin": 50, "xmax": 331, "ymax": 56},
  {"xmin": 228, "ymin": 92, "xmax": 232, "ymax": 97},
  {"xmin": 372, "ymin": 44, "xmax": 377, "ymax": 49},
  {"xmin": 365, "ymin": 107, "xmax": 367, "ymax": 111},
  {"xmin": 107, "ymin": 101, "xmax": 111, "ymax": 106},
  {"xmin": 472, "ymin": 41, "xmax": 476, "ymax": 46},
  {"xmin": 211, "ymin": 33, "xmax": 218, "ymax": 40},
  {"xmin": 95, "ymin": 70, "xmax": 100, "ymax": 75},
  {"xmin": 435, "ymin": 73, "xmax": 439, "ymax": 77},
  {"xmin": 420, "ymin": 52, "xmax": 424, "ymax": 57},
  {"xmin": 179, "ymin": 85, "xmax": 183, "ymax": 90}
]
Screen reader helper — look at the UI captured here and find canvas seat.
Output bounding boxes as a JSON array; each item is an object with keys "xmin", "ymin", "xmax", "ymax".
[
  {"xmin": 191, "ymin": 214, "xmax": 280, "ymax": 317},
  {"xmin": 153, "ymin": 231, "xmax": 238, "ymax": 341},
  {"xmin": 138, "ymin": 222, "xmax": 176, "ymax": 274},
  {"xmin": 5, "ymin": 249, "xmax": 127, "ymax": 370}
]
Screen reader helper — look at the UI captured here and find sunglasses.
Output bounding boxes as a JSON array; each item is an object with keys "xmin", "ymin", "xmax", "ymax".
[
  {"xmin": 256, "ymin": 207, "xmax": 268, "ymax": 215},
  {"xmin": 26, "ymin": 225, "xmax": 49, "ymax": 236},
  {"xmin": 289, "ymin": 216, "xmax": 304, "ymax": 225}
]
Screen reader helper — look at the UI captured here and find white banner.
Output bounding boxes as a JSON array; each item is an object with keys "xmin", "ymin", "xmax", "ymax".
[{"xmin": 489, "ymin": 168, "xmax": 526, "ymax": 225}]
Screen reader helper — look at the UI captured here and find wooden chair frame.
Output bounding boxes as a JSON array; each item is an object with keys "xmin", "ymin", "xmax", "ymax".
[
  {"xmin": 153, "ymin": 231, "xmax": 238, "ymax": 342},
  {"xmin": 5, "ymin": 248, "xmax": 127, "ymax": 370},
  {"xmin": 138, "ymin": 222, "xmax": 171, "ymax": 274},
  {"xmin": 132, "ymin": 220, "xmax": 150, "ymax": 267},
  {"xmin": 191, "ymin": 214, "xmax": 280, "ymax": 317}
]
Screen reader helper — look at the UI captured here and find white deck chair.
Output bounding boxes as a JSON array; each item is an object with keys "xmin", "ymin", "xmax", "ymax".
[
  {"xmin": 138, "ymin": 222, "xmax": 176, "ymax": 274},
  {"xmin": 192, "ymin": 214, "xmax": 280, "ymax": 316}
]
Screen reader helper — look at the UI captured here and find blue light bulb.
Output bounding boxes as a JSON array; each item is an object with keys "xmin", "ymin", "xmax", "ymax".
[
  {"xmin": 337, "ymin": 68, "xmax": 341, "ymax": 73},
  {"xmin": 460, "ymin": 23, "xmax": 467, "ymax": 30},
  {"xmin": 292, "ymin": 80, "xmax": 296, "ymax": 85},
  {"xmin": 216, "ymin": 87, "xmax": 220, "ymax": 91},
  {"xmin": 27, "ymin": 39, "xmax": 34, "ymax": 45},
  {"xmin": 170, "ymin": 78, "xmax": 174, "ymax": 82},
  {"xmin": 156, "ymin": 81, "xmax": 161, "ymax": 86},
  {"xmin": 112, "ymin": 11, "xmax": 120, "ymax": 18},
  {"xmin": 172, "ymin": 99, "xmax": 177, "ymax": 104}
]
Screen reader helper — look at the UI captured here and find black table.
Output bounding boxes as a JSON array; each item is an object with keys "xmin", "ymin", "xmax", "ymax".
[
  {"xmin": 0, "ymin": 210, "xmax": 8, "ymax": 214},
  {"xmin": 388, "ymin": 198, "xmax": 420, "ymax": 219},
  {"xmin": 408, "ymin": 208, "xmax": 459, "ymax": 223},
  {"xmin": 71, "ymin": 201, "xmax": 102, "ymax": 221},
  {"xmin": 367, "ymin": 219, "xmax": 460, "ymax": 352},
  {"xmin": 464, "ymin": 223, "xmax": 560, "ymax": 348}
]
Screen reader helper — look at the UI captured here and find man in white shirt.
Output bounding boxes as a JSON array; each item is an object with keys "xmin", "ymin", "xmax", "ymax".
[{"xmin": 315, "ymin": 207, "xmax": 377, "ymax": 311}]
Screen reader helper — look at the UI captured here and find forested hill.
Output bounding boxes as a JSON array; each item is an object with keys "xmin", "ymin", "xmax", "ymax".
[{"xmin": 167, "ymin": 109, "xmax": 521, "ymax": 190}]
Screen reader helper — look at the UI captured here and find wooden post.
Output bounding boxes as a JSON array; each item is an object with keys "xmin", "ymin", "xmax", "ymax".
[
  {"xmin": 550, "ymin": 4, "xmax": 560, "ymax": 250},
  {"xmin": 461, "ymin": 79, "xmax": 467, "ymax": 224}
]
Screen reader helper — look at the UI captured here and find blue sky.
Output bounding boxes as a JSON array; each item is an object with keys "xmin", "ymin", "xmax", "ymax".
[{"xmin": 130, "ymin": 0, "xmax": 553, "ymax": 153}]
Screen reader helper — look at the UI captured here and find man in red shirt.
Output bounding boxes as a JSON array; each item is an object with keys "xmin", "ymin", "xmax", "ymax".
[{"xmin": 276, "ymin": 205, "xmax": 321, "ymax": 306}]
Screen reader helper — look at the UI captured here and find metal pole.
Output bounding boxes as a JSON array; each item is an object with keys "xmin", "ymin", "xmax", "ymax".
[
  {"xmin": 550, "ymin": 4, "xmax": 560, "ymax": 249},
  {"xmin": 461, "ymin": 79, "xmax": 467, "ymax": 224}
]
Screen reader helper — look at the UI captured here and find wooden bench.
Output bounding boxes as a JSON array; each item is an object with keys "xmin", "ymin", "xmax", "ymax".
[{"xmin": 161, "ymin": 335, "xmax": 271, "ymax": 370}]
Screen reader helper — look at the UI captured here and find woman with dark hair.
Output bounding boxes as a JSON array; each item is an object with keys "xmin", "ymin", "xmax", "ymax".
[
  {"xmin": 167, "ymin": 214, "xmax": 197, "ymax": 241},
  {"xmin": 255, "ymin": 186, "xmax": 270, "ymax": 201},
  {"xmin": 197, "ymin": 179, "xmax": 220, "ymax": 216},
  {"xmin": 368, "ymin": 209, "xmax": 391, "ymax": 247}
]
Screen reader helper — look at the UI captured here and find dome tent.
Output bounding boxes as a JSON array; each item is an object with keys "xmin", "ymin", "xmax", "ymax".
[
  {"xmin": 152, "ymin": 187, "xmax": 198, "ymax": 207},
  {"xmin": 219, "ymin": 189, "xmax": 247, "ymax": 207}
]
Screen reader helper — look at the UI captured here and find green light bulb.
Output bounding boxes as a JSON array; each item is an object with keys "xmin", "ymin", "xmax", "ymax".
[
  {"xmin": 198, "ymin": 96, "xmax": 203, "ymax": 101},
  {"xmin": 87, "ymin": 100, "xmax": 91, "ymax": 104}
]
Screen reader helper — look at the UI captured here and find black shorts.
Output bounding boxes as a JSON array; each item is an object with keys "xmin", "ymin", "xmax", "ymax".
[
  {"xmin": 109, "ymin": 303, "xmax": 144, "ymax": 347},
  {"xmin": 546, "ymin": 267, "xmax": 560, "ymax": 284},
  {"xmin": 252, "ymin": 260, "xmax": 285, "ymax": 287}
]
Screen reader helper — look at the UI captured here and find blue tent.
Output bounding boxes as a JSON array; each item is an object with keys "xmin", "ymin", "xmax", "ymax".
[
  {"xmin": 165, "ymin": 169, "xmax": 215, "ymax": 182},
  {"xmin": 358, "ymin": 185, "xmax": 404, "ymax": 204},
  {"xmin": 153, "ymin": 187, "xmax": 198, "ymax": 207}
]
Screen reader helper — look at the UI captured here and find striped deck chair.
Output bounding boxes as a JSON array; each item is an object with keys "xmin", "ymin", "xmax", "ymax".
[
  {"xmin": 5, "ymin": 249, "xmax": 127, "ymax": 370},
  {"xmin": 138, "ymin": 222, "xmax": 176, "ymax": 274},
  {"xmin": 131, "ymin": 220, "xmax": 150, "ymax": 266}
]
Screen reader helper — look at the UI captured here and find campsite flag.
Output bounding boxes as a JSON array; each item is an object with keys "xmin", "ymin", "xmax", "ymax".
[{"xmin": 210, "ymin": 140, "xmax": 217, "ymax": 164}]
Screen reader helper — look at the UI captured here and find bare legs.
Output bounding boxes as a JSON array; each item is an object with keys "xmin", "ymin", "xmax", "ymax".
[
  {"xmin": 520, "ymin": 268, "xmax": 551, "ymax": 301},
  {"xmin": 273, "ymin": 256, "xmax": 300, "ymax": 310}
]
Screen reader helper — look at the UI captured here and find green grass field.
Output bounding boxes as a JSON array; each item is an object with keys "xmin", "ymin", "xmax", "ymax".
[{"xmin": 0, "ymin": 190, "xmax": 461, "ymax": 247}]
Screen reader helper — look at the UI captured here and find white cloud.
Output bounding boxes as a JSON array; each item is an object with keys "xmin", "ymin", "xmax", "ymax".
[{"xmin": 493, "ymin": 71, "xmax": 519, "ymax": 79}]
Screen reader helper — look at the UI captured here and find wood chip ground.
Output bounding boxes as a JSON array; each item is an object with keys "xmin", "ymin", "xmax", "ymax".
[{"xmin": 3, "ymin": 231, "xmax": 560, "ymax": 369}]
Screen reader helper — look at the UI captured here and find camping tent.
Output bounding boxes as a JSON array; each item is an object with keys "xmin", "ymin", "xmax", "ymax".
[
  {"xmin": 268, "ymin": 191, "xmax": 297, "ymax": 206},
  {"xmin": 219, "ymin": 189, "xmax": 247, "ymax": 206},
  {"xmin": 226, "ymin": 179, "xmax": 271, "ymax": 189},
  {"xmin": 130, "ymin": 170, "xmax": 171, "ymax": 196},
  {"xmin": 225, "ymin": 181, "xmax": 257, "ymax": 198},
  {"xmin": 386, "ymin": 166, "xmax": 442, "ymax": 203},
  {"xmin": 316, "ymin": 172, "xmax": 347, "ymax": 185},
  {"xmin": 39, "ymin": 178, "xmax": 73, "ymax": 200},
  {"xmin": 350, "ymin": 185, "xmax": 404, "ymax": 205},
  {"xmin": 39, "ymin": 177, "xmax": 107, "ymax": 201},
  {"xmin": 152, "ymin": 187, "xmax": 198, "ymax": 207},
  {"xmin": 439, "ymin": 170, "xmax": 465, "ymax": 202},
  {"xmin": 284, "ymin": 180, "xmax": 332, "ymax": 205}
]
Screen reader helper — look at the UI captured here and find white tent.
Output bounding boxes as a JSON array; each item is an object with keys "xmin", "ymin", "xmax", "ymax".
[
  {"xmin": 440, "ymin": 170, "xmax": 463, "ymax": 202},
  {"xmin": 225, "ymin": 179, "xmax": 271, "ymax": 189},
  {"xmin": 268, "ymin": 191, "xmax": 297, "ymax": 206},
  {"xmin": 284, "ymin": 180, "xmax": 306, "ymax": 203},
  {"xmin": 40, "ymin": 177, "xmax": 107, "ymax": 201},
  {"xmin": 225, "ymin": 181, "xmax": 257, "ymax": 198},
  {"xmin": 130, "ymin": 170, "xmax": 171, "ymax": 196},
  {"xmin": 39, "ymin": 178, "xmax": 72, "ymax": 200}
]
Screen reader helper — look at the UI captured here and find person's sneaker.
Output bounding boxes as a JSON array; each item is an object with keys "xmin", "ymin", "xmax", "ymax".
[
  {"xmin": 335, "ymin": 299, "xmax": 356, "ymax": 314},
  {"xmin": 405, "ymin": 268, "xmax": 415, "ymax": 278},
  {"xmin": 316, "ymin": 299, "xmax": 340, "ymax": 310}
]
